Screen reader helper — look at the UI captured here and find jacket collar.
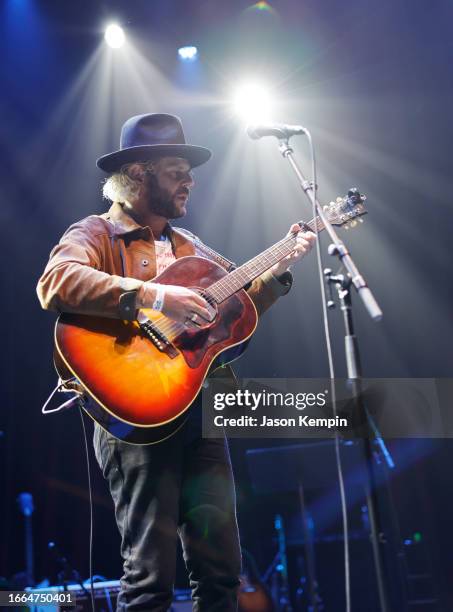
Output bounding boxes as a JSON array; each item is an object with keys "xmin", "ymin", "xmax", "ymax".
[
  {"xmin": 102, "ymin": 202, "xmax": 195, "ymax": 256},
  {"xmin": 103, "ymin": 202, "xmax": 153, "ymax": 237}
]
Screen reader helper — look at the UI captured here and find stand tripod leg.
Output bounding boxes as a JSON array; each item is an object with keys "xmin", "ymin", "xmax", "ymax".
[
  {"xmin": 298, "ymin": 483, "xmax": 321, "ymax": 611},
  {"xmin": 363, "ymin": 437, "xmax": 390, "ymax": 612}
]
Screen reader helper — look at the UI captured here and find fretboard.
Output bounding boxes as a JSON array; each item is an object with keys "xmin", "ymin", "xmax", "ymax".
[{"xmin": 209, "ymin": 215, "xmax": 325, "ymax": 303}]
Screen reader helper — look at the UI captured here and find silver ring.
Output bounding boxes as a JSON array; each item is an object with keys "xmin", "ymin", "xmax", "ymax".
[{"xmin": 190, "ymin": 313, "xmax": 198, "ymax": 323}]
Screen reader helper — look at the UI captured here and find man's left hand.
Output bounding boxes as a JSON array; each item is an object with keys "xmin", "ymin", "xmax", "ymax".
[{"xmin": 271, "ymin": 224, "xmax": 317, "ymax": 278}]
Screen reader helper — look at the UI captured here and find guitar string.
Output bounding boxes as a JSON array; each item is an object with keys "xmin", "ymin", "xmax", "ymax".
[
  {"xmin": 145, "ymin": 215, "xmax": 328, "ymax": 340},
  {"xmin": 149, "ymin": 232, "xmax": 301, "ymax": 338},
  {"xmin": 150, "ymin": 203, "xmax": 355, "ymax": 340},
  {"xmin": 143, "ymin": 243, "xmax": 291, "ymax": 337},
  {"xmin": 154, "ymin": 214, "xmax": 329, "ymax": 338}
]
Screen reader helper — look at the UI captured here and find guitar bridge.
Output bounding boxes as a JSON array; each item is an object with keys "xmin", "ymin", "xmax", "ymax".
[{"xmin": 139, "ymin": 319, "xmax": 178, "ymax": 358}]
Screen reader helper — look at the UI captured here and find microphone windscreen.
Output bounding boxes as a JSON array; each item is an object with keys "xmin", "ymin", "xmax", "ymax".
[{"xmin": 246, "ymin": 125, "xmax": 260, "ymax": 140}]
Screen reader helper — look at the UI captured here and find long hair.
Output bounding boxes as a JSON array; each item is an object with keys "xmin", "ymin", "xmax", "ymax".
[{"xmin": 102, "ymin": 163, "xmax": 150, "ymax": 203}]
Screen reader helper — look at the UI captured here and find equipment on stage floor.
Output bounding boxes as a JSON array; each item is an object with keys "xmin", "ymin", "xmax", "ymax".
[
  {"xmin": 50, "ymin": 194, "xmax": 367, "ymax": 445},
  {"xmin": 14, "ymin": 492, "xmax": 35, "ymax": 590},
  {"xmin": 25, "ymin": 582, "xmax": 192, "ymax": 611},
  {"xmin": 17, "ymin": 493, "xmax": 35, "ymax": 585},
  {"xmin": 246, "ymin": 441, "xmax": 367, "ymax": 611},
  {"xmin": 271, "ymin": 514, "xmax": 295, "ymax": 612},
  {"xmin": 47, "ymin": 541, "xmax": 92, "ymax": 601},
  {"xmin": 239, "ymin": 548, "xmax": 275, "ymax": 612},
  {"xmin": 246, "ymin": 440, "xmax": 441, "ymax": 610}
]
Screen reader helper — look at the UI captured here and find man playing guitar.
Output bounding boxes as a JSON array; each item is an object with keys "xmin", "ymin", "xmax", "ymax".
[{"xmin": 37, "ymin": 113, "xmax": 316, "ymax": 611}]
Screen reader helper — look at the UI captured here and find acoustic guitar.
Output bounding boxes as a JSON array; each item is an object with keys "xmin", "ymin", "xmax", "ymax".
[{"xmin": 54, "ymin": 191, "xmax": 367, "ymax": 444}]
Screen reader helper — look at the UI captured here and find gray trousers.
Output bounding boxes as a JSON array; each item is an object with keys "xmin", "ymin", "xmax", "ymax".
[{"xmin": 93, "ymin": 414, "xmax": 241, "ymax": 611}]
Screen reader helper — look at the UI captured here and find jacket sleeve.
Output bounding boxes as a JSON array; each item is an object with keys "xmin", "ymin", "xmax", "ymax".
[
  {"xmin": 36, "ymin": 218, "xmax": 143, "ymax": 320},
  {"xmin": 246, "ymin": 269, "xmax": 293, "ymax": 317}
]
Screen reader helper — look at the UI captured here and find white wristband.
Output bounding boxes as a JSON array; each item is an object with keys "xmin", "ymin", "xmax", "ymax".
[{"xmin": 152, "ymin": 285, "xmax": 165, "ymax": 312}]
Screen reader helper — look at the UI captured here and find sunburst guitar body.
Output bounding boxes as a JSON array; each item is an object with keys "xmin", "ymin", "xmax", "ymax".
[{"xmin": 55, "ymin": 256, "xmax": 257, "ymax": 444}]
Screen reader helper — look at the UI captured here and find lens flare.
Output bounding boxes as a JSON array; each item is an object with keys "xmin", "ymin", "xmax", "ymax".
[
  {"xmin": 233, "ymin": 82, "xmax": 272, "ymax": 124},
  {"xmin": 104, "ymin": 24, "xmax": 125, "ymax": 49}
]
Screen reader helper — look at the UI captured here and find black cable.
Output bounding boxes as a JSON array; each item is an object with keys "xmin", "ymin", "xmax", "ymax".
[
  {"xmin": 304, "ymin": 129, "xmax": 351, "ymax": 612},
  {"xmin": 79, "ymin": 404, "xmax": 96, "ymax": 612}
]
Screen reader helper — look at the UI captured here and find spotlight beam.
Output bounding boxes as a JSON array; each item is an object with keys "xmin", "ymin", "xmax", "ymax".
[{"xmin": 105, "ymin": 24, "xmax": 125, "ymax": 49}]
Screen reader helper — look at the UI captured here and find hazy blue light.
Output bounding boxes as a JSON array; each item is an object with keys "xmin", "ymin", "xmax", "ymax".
[{"xmin": 178, "ymin": 46, "xmax": 198, "ymax": 61}]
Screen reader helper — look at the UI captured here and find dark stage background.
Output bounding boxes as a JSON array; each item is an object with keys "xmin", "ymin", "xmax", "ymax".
[{"xmin": 1, "ymin": 1, "xmax": 453, "ymax": 610}]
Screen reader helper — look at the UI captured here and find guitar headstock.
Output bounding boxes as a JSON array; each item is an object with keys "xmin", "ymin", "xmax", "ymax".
[{"xmin": 325, "ymin": 188, "xmax": 367, "ymax": 229}]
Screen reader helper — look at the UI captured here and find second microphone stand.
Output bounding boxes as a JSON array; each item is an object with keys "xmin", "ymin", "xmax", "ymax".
[
  {"xmin": 324, "ymin": 270, "xmax": 394, "ymax": 611},
  {"xmin": 275, "ymin": 136, "xmax": 389, "ymax": 611}
]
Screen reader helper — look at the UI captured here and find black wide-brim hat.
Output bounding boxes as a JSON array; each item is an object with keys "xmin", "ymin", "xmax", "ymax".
[{"xmin": 96, "ymin": 113, "xmax": 211, "ymax": 173}]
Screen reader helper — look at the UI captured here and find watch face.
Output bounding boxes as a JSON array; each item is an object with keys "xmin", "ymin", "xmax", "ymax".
[{"xmin": 277, "ymin": 271, "xmax": 292, "ymax": 285}]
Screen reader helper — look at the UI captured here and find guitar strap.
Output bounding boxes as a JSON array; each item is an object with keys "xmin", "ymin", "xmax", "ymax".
[{"xmin": 173, "ymin": 227, "xmax": 237, "ymax": 272}]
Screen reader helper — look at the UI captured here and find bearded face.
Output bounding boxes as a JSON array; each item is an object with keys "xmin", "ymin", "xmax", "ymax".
[
  {"xmin": 145, "ymin": 171, "xmax": 188, "ymax": 219},
  {"xmin": 143, "ymin": 158, "xmax": 193, "ymax": 220}
]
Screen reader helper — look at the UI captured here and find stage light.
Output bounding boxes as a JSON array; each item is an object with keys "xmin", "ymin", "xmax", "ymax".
[
  {"xmin": 105, "ymin": 24, "xmax": 125, "ymax": 49},
  {"xmin": 233, "ymin": 82, "xmax": 272, "ymax": 124},
  {"xmin": 178, "ymin": 46, "xmax": 198, "ymax": 61}
]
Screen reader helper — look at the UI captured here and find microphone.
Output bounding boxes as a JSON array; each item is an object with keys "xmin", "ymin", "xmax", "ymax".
[{"xmin": 246, "ymin": 123, "xmax": 306, "ymax": 140}]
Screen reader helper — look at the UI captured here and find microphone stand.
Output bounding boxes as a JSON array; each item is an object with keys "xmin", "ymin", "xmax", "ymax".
[
  {"xmin": 275, "ymin": 137, "xmax": 390, "ymax": 611},
  {"xmin": 48, "ymin": 542, "xmax": 90, "ymax": 599},
  {"xmin": 277, "ymin": 138, "xmax": 382, "ymax": 321},
  {"xmin": 325, "ymin": 271, "xmax": 396, "ymax": 611}
]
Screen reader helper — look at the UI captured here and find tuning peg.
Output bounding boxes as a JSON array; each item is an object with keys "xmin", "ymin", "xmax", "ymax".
[
  {"xmin": 324, "ymin": 205, "xmax": 330, "ymax": 211},
  {"xmin": 336, "ymin": 197, "xmax": 343, "ymax": 203},
  {"xmin": 359, "ymin": 218, "xmax": 364, "ymax": 223},
  {"xmin": 344, "ymin": 224, "xmax": 349, "ymax": 230},
  {"xmin": 350, "ymin": 220, "xmax": 357, "ymax": 228}
]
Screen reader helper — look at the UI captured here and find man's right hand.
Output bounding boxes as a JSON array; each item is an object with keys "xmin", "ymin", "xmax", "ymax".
[{"xmin": 141, "ymin": 283, "xmax": 212, "ymax": 328}]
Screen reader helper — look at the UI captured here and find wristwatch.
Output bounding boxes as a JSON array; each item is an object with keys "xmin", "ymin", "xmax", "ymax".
[{"xmin": 274, "ymin": 270, "xmax": 293, "ymax": 287}]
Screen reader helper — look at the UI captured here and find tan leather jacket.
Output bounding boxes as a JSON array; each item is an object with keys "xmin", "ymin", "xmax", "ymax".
[{"xmin": 37, "ymin": 202, "xmax": 292, "ymax": 322}]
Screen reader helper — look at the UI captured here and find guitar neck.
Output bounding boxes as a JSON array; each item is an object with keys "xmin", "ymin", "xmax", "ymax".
[{"xmin": 209, "ymin": 215, "xmax": 325, "ymax": 303}]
